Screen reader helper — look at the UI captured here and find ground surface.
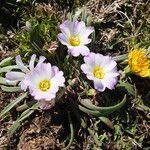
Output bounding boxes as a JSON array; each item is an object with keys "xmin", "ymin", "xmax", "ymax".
[{"xmin": 0, "ymin": 0, "xmax": 150, "ymax": 149}]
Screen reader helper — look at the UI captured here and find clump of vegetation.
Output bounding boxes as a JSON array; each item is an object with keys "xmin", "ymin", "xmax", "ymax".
[{"xmin": 0, "ymin": 0, "xmax": 149, "ymax": 149}]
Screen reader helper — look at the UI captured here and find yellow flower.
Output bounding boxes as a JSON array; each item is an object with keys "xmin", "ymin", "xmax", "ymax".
[{"xmin": 128, "ymin": 48, "xmax": 150, "ymax": 77}]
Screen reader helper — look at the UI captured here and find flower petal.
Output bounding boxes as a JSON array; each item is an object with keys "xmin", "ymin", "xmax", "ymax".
[
  {"xmin": 68, "ymin": 45, "xmax": 90, "ymax": 57},
  {"xmin": 79, "ymin": 46, "xmax": 90, "ymax": 56},
  {"xmin": 6, "ymin": 80, "xmax": 19, "ymax": 85},
  {"xmin": 29, "ymin": 54, "xmax": 36, "ymax": 71},
  {"xmin": 93, "ymin": 79, "xmax": 105, "ymax": 92},
  {"xmin": 80, "ymin": 38, "xmax": 92, "ymax": 45},
  {"xmin": 39, "ymin": 99, "xmax": 55, "ymax": 110},
  {"xmin": 51, "ymin": 66, "xmax": 59, "ymax": 78},
  {"xmin": 57, "ymin": 33, "xmax": 69, "ymax": 46},
  {"xmin": 75, "ymin": 21, "xmax": 86, "ymax": 35},
  {"xmin": 6, "ymin": 71, "xmax": 25, "ymax": 81},
  {"xmin": 81, "ymin": 63, "xmax": 95, "ymax": 80},
  {"xmin": 81, "ymin": 64, "xmax": 93, "ymax": 74},
  {"xmin": 20, "ymin": 80, "xmax": 28, "ymax": 91},
  {"xmin": 101, "ymin": 77, "xmax": 118, "ymax": 90},
  {"xmin": 31, "ymin": 89, "xmax": 56, "ymax": 101},
  {"xmin": 105, "ymin": 72, "xmax": 119, "ymax": 78},
  {"xmin": 84, "ymin": 52, "xmax": 95, "ymax": 66},
  {"xmin": 68, "ymin": 46, "xmax": 80, "ymax": 57},
  {"xmin": 16, "ymin": 55, "xmax": 29, "ymax": 73},
  {"xmin": 79, "ymin": 26, "xmax": 94, "ymax": 38},
  {"xmin": 104, "ymin": 59, "xmax": 117, "ymax": 72},
  {"xmin": 59, "ymin": 20, "xmax": 71, "ymax": 37},
  {"xmin": 95, "ymin": 53, "xmax": 106, "ymax": 66},
  {"xmin": 36, "ymin": 56, "xmax": 46, "ymax": 67},
  {"xmin": 51, "ymin": 71, "xmax": 65, "ymax": 87}
]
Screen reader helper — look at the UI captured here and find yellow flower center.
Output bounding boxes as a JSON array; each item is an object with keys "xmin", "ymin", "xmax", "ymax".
[
  {"xmin": 93, "ymin": 66, "xmax": 105, "ymax": 79},
  {"xmin": 69, "ymin": 36, "xmax": 80, "ymax": 46},
  {"xmin": 39, "ymin": 80, "xmax": 51, "ymax": 92},
  {"xmin": 128, "ymin": 48, "xmax": 150, "ymax": 77}
]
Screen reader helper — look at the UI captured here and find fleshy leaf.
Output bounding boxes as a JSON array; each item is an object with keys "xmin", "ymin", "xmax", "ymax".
[
  {"xmin": 99, "ymin": 117, "xmax": 114, "ymax": 130},
  {"xmin": 79, "ymin": 95, "xmax": 127, "ymax": 116},
  {"xmin": 0, "ymin": 57, "xmax": 13, "ymax": 67},
  {"xmin": 8, "ymin": 102, "xmax": 39, "ymax": 135},
  {"xmin": 0, "ymin": 65, "xmax": 18, "ymax": 73},
  {"xmin": 16, "ymin": 100, "xmax": 36, "ymax": 111},
  {"xmin": 81, "ymin": 7, "xmax": 88, "ymax": 23},
  {"xmin": 0, "ymin": 92, "xmax": 28, "ymax": 118},
  {"xmin": 113, "ymin": 54, "xmax": 128, "ymax": 62},
  {"xmin": 0, "ymin": 77, "xmax": 7, "ymax": 85},
  {"xmin": 117, "ymin": 82, "xmax": 135, "ymax": 95},
  {"xmin": 78, "ymin": 105, "xmax": 103, "ymax": 117},
  {"xmin": 1, "ymin": 85, "xmax": 21, "ymax": 92}
]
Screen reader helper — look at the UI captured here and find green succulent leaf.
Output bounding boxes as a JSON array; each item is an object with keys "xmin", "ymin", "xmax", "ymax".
[
  {"xmin": 81, "ymin": 7, "xmax": 88, "ymax": 23},
  {"xmin": 78, "ymin": 105, "xmax": 103, "ymax": 117},
  {"xmin": 16, "ymin": 100, "xmax": 37, "ymax": 111},
  {"xmin": 79, "ymin": 95, "xmax": 127, "ymax": 116},
  {"xmin": 0, "ymin": 65, "xmax": 18, "ymax": 73},
  {"xmin": 99, "ymin": 117, "xmax": 114, "ymax": 130},
  {"xmin": 1, "ymin": 85, "xmax": 22, "ymax": 92},
  {"xmin": 0, "ymin": 57, "xmax": 13, "ymax": 67},
  {"xmin": 0, "ymin": 92, "xmax": 28, "ymax": 118},
  {"xmin": 113, "ymin": 54, "xmax": 128, "ymax": 62},
  {"xmin": 8, "ymin": 120, "xmax": 20, "ymax": 136},
  {"xmin": 0, "ymin": 77, "xmax": 7, "ymax": 85},
  {"xmin": 117, "ymin": 82, "xmax": 135, "ymax": 96},
  {"xmin": 18, "ymin": 102, "xmax": 39, "ymax": 122},
  {"xmin": 8, "ymin": 102, "xmax": 39, "ymax": 135},
  {"xmin": 86, "ymin": 16, "xmax": 92, "ymax": 26}
]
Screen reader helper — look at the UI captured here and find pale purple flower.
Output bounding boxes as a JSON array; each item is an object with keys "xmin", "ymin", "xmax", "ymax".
[
  {"xmin": 57, "ymin": 20, "xmax": 94, "ymax": 57},
  {"xmin": 25, "ymin": 63, "xmax": 65, "ymax": 101},
  {"xmin": 6, "ymin": 54, "xmax": 46, "ymax": 91},
  {"xmin": 81, "ymin": 53, "xmax": 119, "ymax": 92}
]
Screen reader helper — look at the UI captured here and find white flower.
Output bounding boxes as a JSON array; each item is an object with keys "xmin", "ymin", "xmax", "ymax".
[
  {"xmin": 26, "ymin": 63, "xmax": 65, "ymax": 101},
  {"xmin": 57, "ymin": 20, "xmax": 94, "ymax": 57},
  {"xmin": 81, "ymin": 53, "xmax": 119, "ymax": 92}
]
